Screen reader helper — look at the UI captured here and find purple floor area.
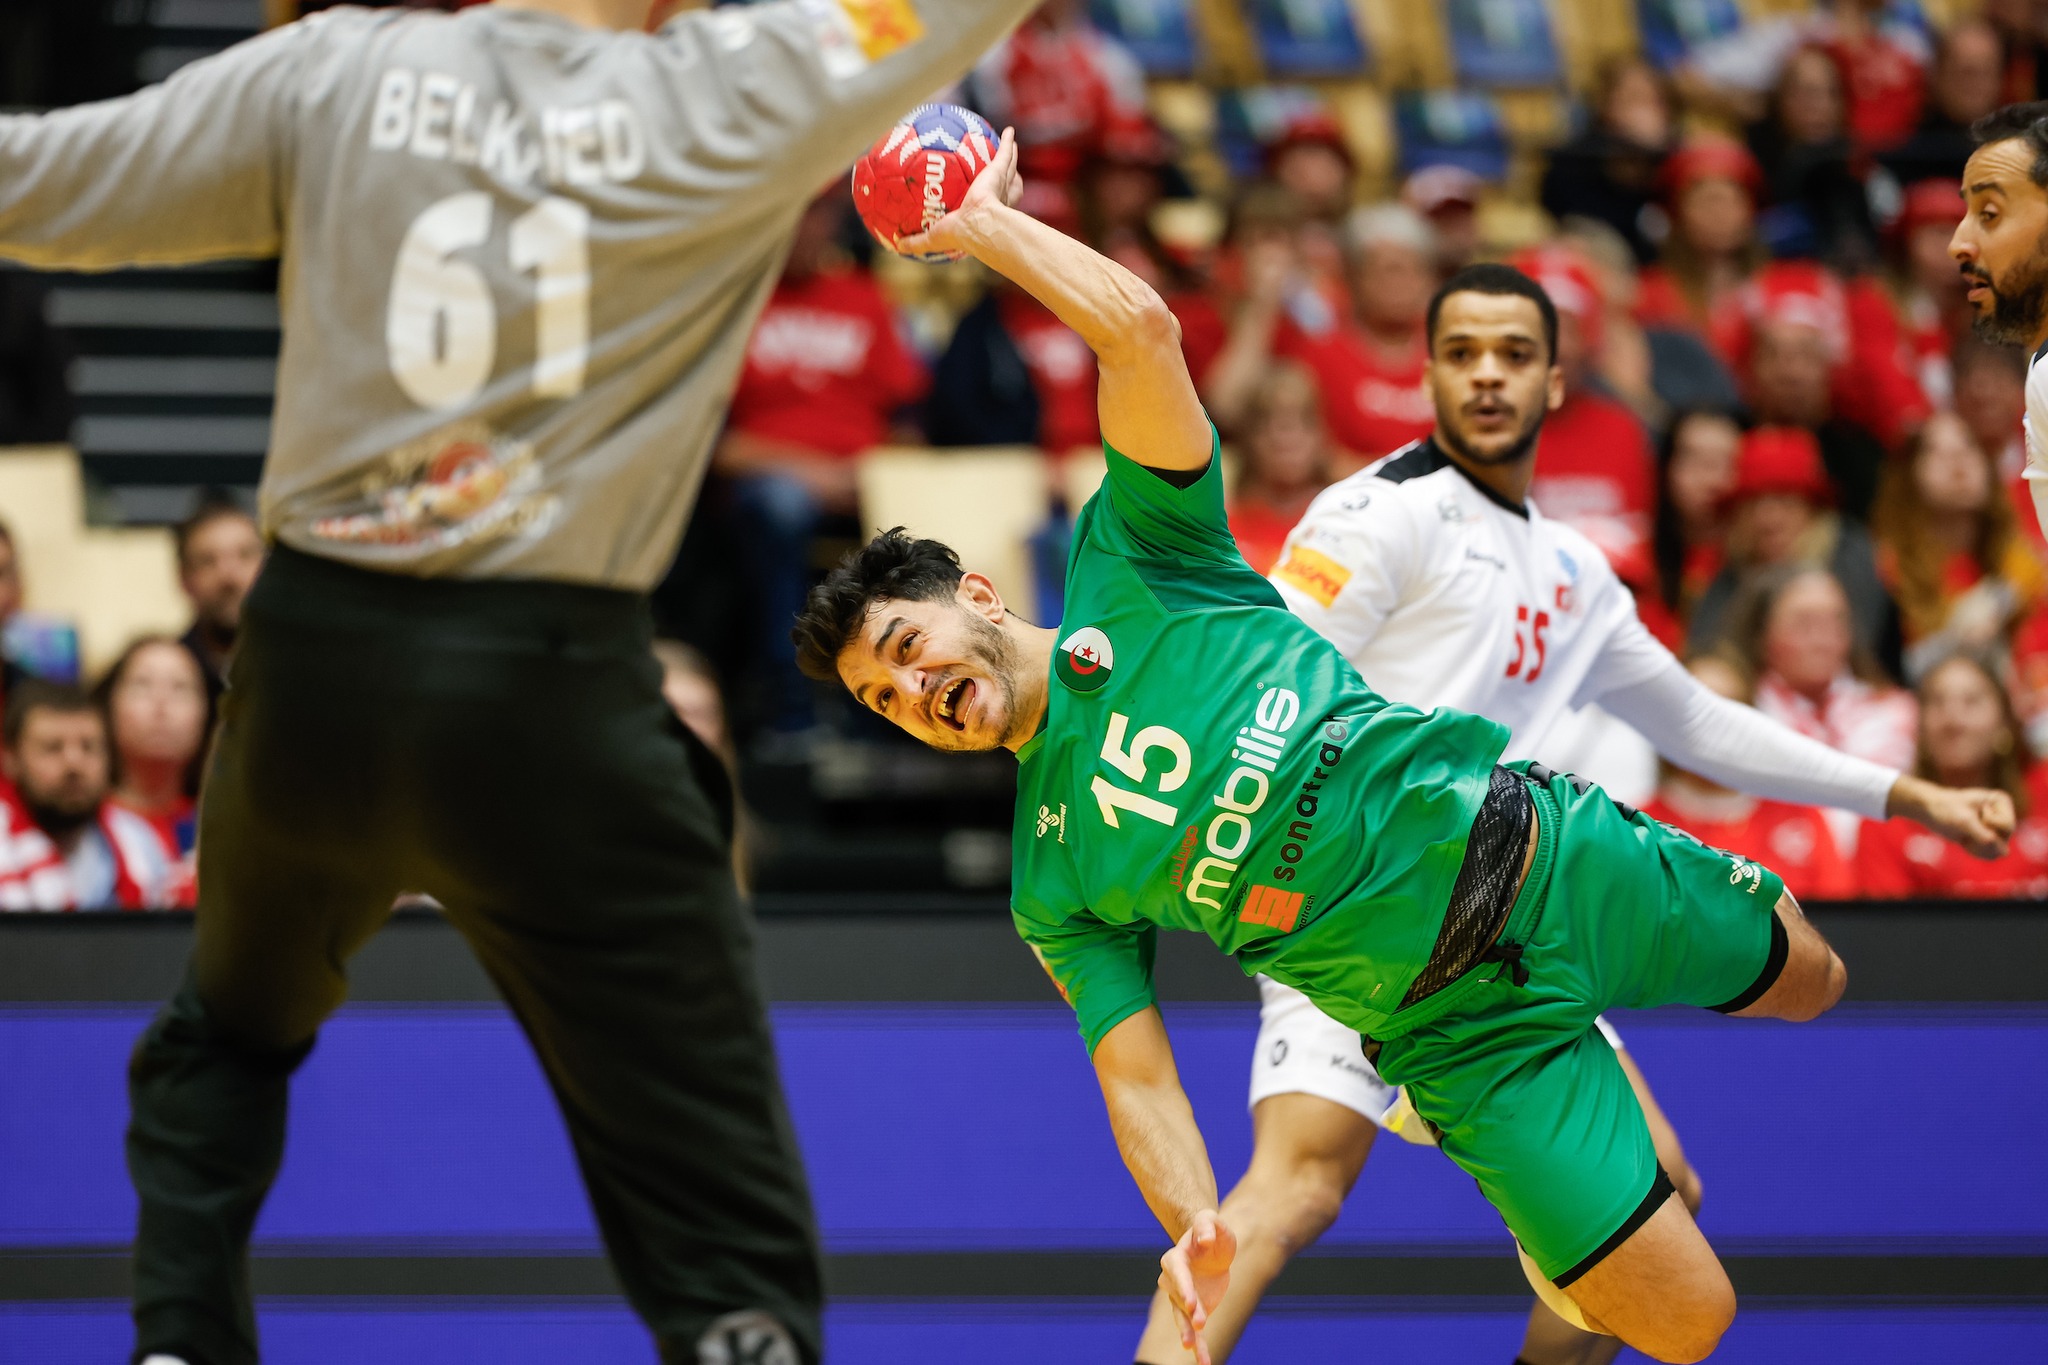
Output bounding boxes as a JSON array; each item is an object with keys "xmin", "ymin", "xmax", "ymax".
[{"xmin": 5, "ymin": 1300, "xmax": 2046, "ymax": 1363}]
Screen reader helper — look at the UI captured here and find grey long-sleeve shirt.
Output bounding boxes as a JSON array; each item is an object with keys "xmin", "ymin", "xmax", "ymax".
[{"xmin": 0, "ymin": 1, "xmax": 1031, "ymax": 587}]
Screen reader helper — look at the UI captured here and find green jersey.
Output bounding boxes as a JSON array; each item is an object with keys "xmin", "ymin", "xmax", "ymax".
[{"xmin": 1012, "ymin": 436, "xmax": 1510, "ymax": 1051}]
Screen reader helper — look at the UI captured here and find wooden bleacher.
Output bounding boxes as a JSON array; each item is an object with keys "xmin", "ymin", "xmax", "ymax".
[
  {"xmin": 855, "ymin": 447, "xmax": 1053, "ymax": 623},
  {"xmin": 0, "ymin": 446, "xmax": 187, "ymax": 679}
]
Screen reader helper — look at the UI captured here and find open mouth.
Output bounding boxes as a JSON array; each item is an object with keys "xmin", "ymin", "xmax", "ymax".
[{"xmin": 934, "ymin": 676, "xmax": 973, "ymax": 732}]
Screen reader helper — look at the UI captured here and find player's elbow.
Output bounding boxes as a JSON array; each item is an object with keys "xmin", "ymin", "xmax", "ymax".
[
  {"xmin": 1095, "ymin": 284, "xmax": 1180, "ymax": 364},
  {"xmin": 1127, "ymin": 291, "xmax": 1182, "ymax": 351}
]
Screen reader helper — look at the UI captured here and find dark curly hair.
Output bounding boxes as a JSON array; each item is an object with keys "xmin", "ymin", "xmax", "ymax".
[{"xmin": 791, "ymin": 528, "xmax": 965, "ymax": 682}]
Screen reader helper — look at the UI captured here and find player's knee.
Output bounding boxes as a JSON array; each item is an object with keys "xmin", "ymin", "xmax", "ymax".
[
  {"xmin": 1626, "ymin": 1278, "xmax": 1734, "ymax": 1363},
  {"xmin": 1822, "ymin": 950, "xmax": 1848, "ymax": 1013},
  {"xmin": 1779, "ymin": 949, "xmax": 1847, "ymax": 1023},
  {"xmin": 1661, "ymin": 1283, "xmax": 1735, "ymax": 1363},
  {"xmin": 189, "ymin": 970, "xmax": 335, "ymax": 1057},
  {"xmin": 1278, "ymin": 1159, "xmax": 1350, "ymax": 1246},
  {"xmin": 1227, "ymin": 1155, "xmax": 1349, "ymax": 1253}
]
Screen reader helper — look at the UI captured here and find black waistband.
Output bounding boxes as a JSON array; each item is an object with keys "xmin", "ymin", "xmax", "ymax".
[
  {"xmin": 1400, "ymin": 765, "xmax": 1534, "ymax": 1009},
  {"xmin": 252, "ymin": 544, "xmax": 652, "ymax": 645}
]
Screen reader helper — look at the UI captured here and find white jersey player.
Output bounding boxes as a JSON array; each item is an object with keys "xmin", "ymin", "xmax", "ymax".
[
  {"xmin": 1952, "ymin": 104, "xmax": 2048, "ymax": 540},
  {"xmin": 1136, "ymin": 265, "xmax": 2014, "ymax": 1365}
]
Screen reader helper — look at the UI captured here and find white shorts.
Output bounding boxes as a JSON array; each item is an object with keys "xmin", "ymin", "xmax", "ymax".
[{"xmin": 1248, "ymin": 977, "xmax": 1625, "ymax": 1125}]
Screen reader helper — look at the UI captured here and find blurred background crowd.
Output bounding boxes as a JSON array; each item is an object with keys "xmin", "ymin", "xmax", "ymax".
[{"xmin": 5, "ymin": 0, "xmax": 2048, "ymax": 907}]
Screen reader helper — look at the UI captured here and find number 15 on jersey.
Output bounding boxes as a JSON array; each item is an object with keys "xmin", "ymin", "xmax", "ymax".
[{"xmin": 1092, "ymin": 712, "xmax": 1190, "ymax": 828}]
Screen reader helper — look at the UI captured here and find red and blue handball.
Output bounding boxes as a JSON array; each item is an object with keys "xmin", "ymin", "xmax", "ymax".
[{"xmin": 851, "ymin": 103, "xmax": 999, "ymax": 263}]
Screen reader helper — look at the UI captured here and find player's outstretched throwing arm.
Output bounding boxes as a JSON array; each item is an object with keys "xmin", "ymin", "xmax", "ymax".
[
  {"xmin": 897, "ymin": 128, "xmax": 1214, "ymax": 477},
  {"xmin": 901, "ymin": 134, "xmax": 1236, "ymax": 1363}
]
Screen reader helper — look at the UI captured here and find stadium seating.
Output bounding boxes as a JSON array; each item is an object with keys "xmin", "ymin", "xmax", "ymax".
[
  {"xmin": 49, "ymin": 264, "xmax": 278, "ymax": 521},
  {"xmin": 856, "ymin": 447, "xmax": 1053, "ymax": 623},
  {"xmin": 1634, "ymin": 0, "xmax": 1743, "ymax": 70},
  {"xmin": 1245, "ymin": 0, "xmax": 1373, "ymax": 78},
  {"xmin": 1394, "ymin": 89, "xmax": 1513, "ymax": 180},
  {"xmin": 1444, "ymin": 0, "xmax": 1566, "ymax": 88},
  {"xmin": 1091, "ymin": 0, "xmax": 1202, "ymax": 76},
  {"xmin": 0, "ymin": 446, "xmax": 186, "ymax": 675}
]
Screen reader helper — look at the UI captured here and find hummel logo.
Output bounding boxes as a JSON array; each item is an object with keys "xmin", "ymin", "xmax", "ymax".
[
  {"xmin": 1036, "ymin": 803, "xmax": 1067, "ymax": 842},
  {"xmin": 695, "ymin": 1310, "xmax": 797, "ymax": 1365}
]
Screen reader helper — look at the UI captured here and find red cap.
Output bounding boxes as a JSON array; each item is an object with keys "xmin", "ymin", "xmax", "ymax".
[
  {"xmin": 1510, "ymin": 243, "xmax": 1605, "ymax": 357},
  {"xmin": 1265, "ymin": 108, "xmax": 1355, "ymax": 174},
  {"xmin": 1893, "ymin": 178, "xmax": 1966, "ymax": 240},
  {"xmin": 1659, "ymin": 136, "xmax": 1763, "ymax": 205},
  {"xmin": 1099, "ymin": 111, "xmax": 1174, "ymax": 168},
  {"xmin": 1726, "ymin": 427, "xmax": 1833, "ymax": 508},
  {"xmin": 1739, "ymin": 260, "xmax": 1849, "ymax": 364}
]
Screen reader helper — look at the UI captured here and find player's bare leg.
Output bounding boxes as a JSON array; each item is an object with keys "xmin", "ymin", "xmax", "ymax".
[
  {"xmin": 1555, "ymin": 892, "xmax": 1843, "ymax": 1362},
  {"xmin": 1555, "ymin": 1189, "xmax": 1733, "ymax": 1363},
  {"xmin": 1518, "ymin": 1047, "xmax": 1703, "ymax": 1365},
  {"xmin": 1133, "ymin": 1044, "xmax": 1712, "ymax": 1365},
  {"xmin": 1134, "ymin": 1093, "xmax": 1374, "ymax": 1363}
]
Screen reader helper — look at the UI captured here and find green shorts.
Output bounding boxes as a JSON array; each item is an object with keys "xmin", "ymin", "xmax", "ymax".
[{"xmin": 1372, "ymin": 764, "xmax": 1789, "ymax": 1285}]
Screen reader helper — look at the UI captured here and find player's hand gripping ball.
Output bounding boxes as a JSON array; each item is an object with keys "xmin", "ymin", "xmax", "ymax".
[{"xmin": 851, "ymin": 103, "xmax": 999, "ymax": 262}]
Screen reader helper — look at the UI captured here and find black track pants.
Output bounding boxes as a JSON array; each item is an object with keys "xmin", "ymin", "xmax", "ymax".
[{"xmin": 126, "ymin": 546, "xmax": 821, "ymax": 1365}]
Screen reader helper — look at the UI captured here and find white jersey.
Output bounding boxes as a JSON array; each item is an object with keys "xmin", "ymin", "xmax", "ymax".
[
  {"xmin": 1247, "ymin": 435, "xmax": 1899, "ymax": 1128},
  {"xmin": 2021, "ymin": 342, "xmax": 2048, "ymax": 541},
  {"xmin": 1268, "ymin": 438, "xmax": 1665, "ymax": 758}
]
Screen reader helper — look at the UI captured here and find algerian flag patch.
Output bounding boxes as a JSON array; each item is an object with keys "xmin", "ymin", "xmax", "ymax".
[{"xmin": 1056, "ymin": 626, "xmax": 1115, "ymax": 693}]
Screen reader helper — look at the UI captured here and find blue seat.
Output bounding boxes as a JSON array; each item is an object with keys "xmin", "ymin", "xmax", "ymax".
[
  {"xmin": 1089, "ymin": 0, "xmax": 1200, "ymax": 77},
  {"xmin": 1247, "ymin": 0, "xmax": 1371, "ymax": 78},
  {"xmin": 1213, "ymin": 85, "xmax": 1339, "ymax": 183},
  {"xmin": 1394, "ymin": 90, "xmax": 1510, "ymax": 182},
  {"xmin": 1635, "ymin": 0, "xmax": 1744, "ymax": 71},
  {"xmin": 1445, "ymin": 0, "xmax": 1563, "ymax": 88}
]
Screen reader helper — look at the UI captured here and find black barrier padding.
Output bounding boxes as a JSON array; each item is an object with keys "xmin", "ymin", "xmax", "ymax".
[
  {"xmin": 0, "ymin": 904, "xmax": 2043, "ymax": 1004},
  {"xmin": 4, "ymin": 1246, "xmax": 2044, "ymax": 1304}
]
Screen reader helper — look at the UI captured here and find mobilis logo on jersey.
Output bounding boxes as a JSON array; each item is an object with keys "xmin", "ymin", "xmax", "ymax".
[{"xmin": 1182, "ymin": 687, "xmax": 1350, "ymax": 930}]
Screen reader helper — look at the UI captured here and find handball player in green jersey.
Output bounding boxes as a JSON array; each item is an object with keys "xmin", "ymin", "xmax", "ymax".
[{"xmin": 794, "ymin": 132, "xmax": 1863, "ymax": 1365}]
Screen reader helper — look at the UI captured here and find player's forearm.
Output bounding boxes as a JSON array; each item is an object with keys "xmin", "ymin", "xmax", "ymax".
[
  {"xmin": 1603, "ymin": 666, "xmax": 1897, "ymax": 818},
  {"xmin": 950, "ymin": 202, "xmax": 1181, "ymax": 371},
  {"xmin": 1093, "ymin": 1011, "xmax": 1218, "ymax": 1239},
  {"xmin": 1104, "ymin": 1078, "xmax": 1219, "ymax": 1239}
]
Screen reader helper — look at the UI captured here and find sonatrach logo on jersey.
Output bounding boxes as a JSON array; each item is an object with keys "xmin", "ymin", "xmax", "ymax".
[{"xmin": 1056, "ymin": 627, "xmax": 1115, "ymax": 692}]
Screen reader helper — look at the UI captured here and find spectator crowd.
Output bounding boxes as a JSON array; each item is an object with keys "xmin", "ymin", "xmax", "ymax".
[
  {"xmin": 0, "ymin": 503, "xmax": 256, "ymax": 910},
  {"xmin": 7, "ymin": 0, "xmax": 2048, "ymax": 904}
]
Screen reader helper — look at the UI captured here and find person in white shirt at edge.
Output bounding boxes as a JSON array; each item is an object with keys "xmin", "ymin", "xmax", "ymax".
[
  {"xmin": 1952, "ymin": 102, "xmax": 2048, "ymax": 543},
  {"xmin": 1133, "ymin": 263, "xmax": 2015, "ymax": 1365}
]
